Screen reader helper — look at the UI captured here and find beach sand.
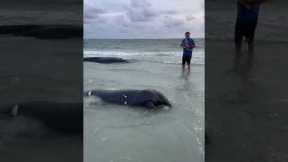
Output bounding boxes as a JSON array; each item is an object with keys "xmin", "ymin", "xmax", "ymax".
[
  {"xmin": 0, "ymin": 0, "xmax": 82, "ymax": 161},
  {"xmin": 0, "ymin": 37, "xmax": 82, "ymax": 103},
  {"xmin": 0, "ymin": 136, "xmax": 82, "ymax": 162},
  {"xmin": 206, "ymin": 40, "xmax": 288, "ymax": 162},
  {"xmin": 206, "ymin": 1, "xmax": 288, "ymax": 161},
  {"xmin": 0, "ymin": 36, "xmax": 82, "ymax": 161}
]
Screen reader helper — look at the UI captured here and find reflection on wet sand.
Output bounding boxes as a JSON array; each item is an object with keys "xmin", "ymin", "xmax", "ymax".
[
  {"xmin": 206, "ymin": 2, "xmax": 288, "ymax": 160},
  {"xmin": 206, "ymin": 40, "xmax": 288, "ymax": 162},
  {"xmin": 181, "ymin": 68, "xmax": 191, "ymax": 81}
]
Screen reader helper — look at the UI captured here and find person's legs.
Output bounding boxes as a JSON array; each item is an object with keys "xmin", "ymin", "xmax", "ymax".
[
  {"xmin": 246, "ymin": 28, "xmax": 256, "ymax": 67},
  {"xmin": 182, "ymin": 55, "xmax": 186, "ymax": 70},
  {"xmin": 234, "ymin": 40, "xmax": 242, "ymax": 72},
  {"xmin": 182, "ymin": 53, "xmax": 191, "ymax": 74},
  {"xmin": 187, "ymin": 55, "xmax": 192, "ymax": 73},
  {"xmin": 234, "ymin": 24, "xmax": 243, "ymax": 72}
]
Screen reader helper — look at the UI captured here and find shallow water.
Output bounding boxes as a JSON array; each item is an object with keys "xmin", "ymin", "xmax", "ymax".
[{"xmin": 84, "ymin": 39, "xmax": 204, "ymax": 162}]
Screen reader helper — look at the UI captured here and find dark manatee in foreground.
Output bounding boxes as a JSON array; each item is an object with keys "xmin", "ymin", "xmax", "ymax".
[
  {"xmin": 1, "ymin": 102, "xmax": 82, "ymax": 134},
  {"xmin": 83, "ymin": 57, "xmax": 130, "ymax": 64},
  {"xmin": 85, "ymin": 89, "xmax": 172, "ymax": 109}
]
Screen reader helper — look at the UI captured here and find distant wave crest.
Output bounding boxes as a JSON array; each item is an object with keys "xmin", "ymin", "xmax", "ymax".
[{"xmin": 83, "ymin": 50, "xmax": 204, "ymax": 65}]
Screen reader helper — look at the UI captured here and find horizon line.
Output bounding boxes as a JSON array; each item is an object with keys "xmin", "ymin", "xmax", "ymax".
[{"xmin": 84, "ymin": 37, "xmax": 205, "ymax": 40}]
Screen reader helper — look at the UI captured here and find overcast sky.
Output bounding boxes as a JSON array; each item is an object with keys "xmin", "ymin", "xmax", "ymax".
[{"xmin": 84, "ymin": 0, "xmax": 204, "ymax": 39}]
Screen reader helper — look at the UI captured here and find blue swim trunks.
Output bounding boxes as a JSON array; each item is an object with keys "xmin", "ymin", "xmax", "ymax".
[
  {"xmin": 235, "ymin": 1, "xmax": 260, "ymax": 43},
  {"xmin": 183, "ymin": 49, "xmax": 193, "ymax": 57}
]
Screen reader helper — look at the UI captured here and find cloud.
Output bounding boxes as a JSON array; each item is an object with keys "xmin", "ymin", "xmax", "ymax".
[
  {"xmin": 186, "ymin": 16, "xmax": 196, "ymax": 22},
  {"xmin": 84, "ymin": 0, "xmax": 204, "ymax": 38},
  {"xmin": 84, "ymin": 3, "xmax": 106, "ymax": 23},
  {"xmin": 124, "ymin": 0, "xmax": 183, "ymax": 23},
  {"xmin": 125, "ymin": 0, "xmax": 156, "ymax": 22},
  {"xmin": 163, "ymin": 16, "xmax": 185, "ymax": 28}
]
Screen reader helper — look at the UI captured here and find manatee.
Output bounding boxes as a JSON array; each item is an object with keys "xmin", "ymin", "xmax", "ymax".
[
  {"xmin": 83, "ymin": 57, "xmax": 130, "ymax": 64},
  {"xmin": 1, "ymin": 101, "xmax": 82, "ymax": 134},
  {"xmin": 0, "ymin": 25, "xmax": 82, "ymax": 39},
  {"xmin": 85, "ymin": 89, "xmax": 172, "ymax": 109}
]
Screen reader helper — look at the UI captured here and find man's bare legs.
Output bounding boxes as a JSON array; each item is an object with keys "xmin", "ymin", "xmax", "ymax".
[
  {"xmin": 187, "ymin": 63, "xmax": 191, "ymax": 73},
  {"xmin": 182, "ymin": 63, "xmax": 185, "ymax": 73},
  {"xmin": 233, "ymin": 38, "xmax": 255, "ymax": 75},
  {"xmin": 234, "ymin": 40, "xmax": 242, "ymax": 72},
  {"xmin": 182, "ymin": 63, "xmax": 191, "ymax": 78}
]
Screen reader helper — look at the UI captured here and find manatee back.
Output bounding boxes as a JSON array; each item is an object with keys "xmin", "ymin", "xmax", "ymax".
[{"xmin": 90, "ymin": 90, "xmax": 132, "ymax": 105}]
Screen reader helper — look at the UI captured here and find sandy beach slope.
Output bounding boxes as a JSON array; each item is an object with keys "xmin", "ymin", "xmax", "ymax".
[
  {"xmin": 0, "ymin": 36, "xmax": 83, "ymax": 162},
  {"xmin": 206, "ymin": 1, "xmax": 288, "ymax": 162},
  {"xmin": 0, "ymin": 0, "xmax": 83, "ymax": 161}
]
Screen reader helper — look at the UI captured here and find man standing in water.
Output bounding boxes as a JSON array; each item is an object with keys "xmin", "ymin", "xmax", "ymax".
[
  {"xmin": 181, "ymin": 32, "xmax": 195, "ymax": 73},
  {"xmin": 234, "ymin": 0, "xmax": 268, "ymax": 71}
]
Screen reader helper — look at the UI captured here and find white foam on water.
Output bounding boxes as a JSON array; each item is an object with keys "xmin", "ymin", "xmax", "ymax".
[
  {"xmin": 84, "ymin": 50, "xmax": 179, "ymax": 57},
  {"xmin": 83, "ymin": 50, "xmax": 204, "ymax": 65}
]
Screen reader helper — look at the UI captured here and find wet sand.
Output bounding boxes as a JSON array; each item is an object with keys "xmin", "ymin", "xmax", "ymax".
[
  {"xmin": 0, "ymin": 137, "xmax": 82, "ymax": 162},
  {"xmin": 0, "ymin": 37, "xmax": 82, "ymax": 103},
  {"xmin": 0, "ymin": 36, "xmax": 82, "ymax": 161},
  {"xmin": 205, "ymin": 40, "xmax": 288, "ymax": 162},
  {"xmin": 205, "ymin": 1, "xmax": 288, "ymax": 161},
  {"xmin": 0, "ymin": 0, "xmax": 82, "ymax": 161}
]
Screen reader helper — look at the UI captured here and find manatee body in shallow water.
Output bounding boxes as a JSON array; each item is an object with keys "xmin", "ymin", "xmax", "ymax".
[
  {"xmin": 85, "ymin": 89, "xmax": 172, "ymax": 109},
  {"xmin": 1, "ymin": 101, "xmax": 82, "ymax": 134},
  {"xmin": 0, "ymin": 25, "xmax": 82, "ymax": 39},
  {"xmin": 83, "ymin": 57, "xmax": 130, "ymax": 64}
]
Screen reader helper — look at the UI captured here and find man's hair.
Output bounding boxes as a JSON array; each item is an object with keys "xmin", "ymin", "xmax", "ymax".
[{"xmin": 185, "ymin": 32, "xmax": 190, "ymax": 35}]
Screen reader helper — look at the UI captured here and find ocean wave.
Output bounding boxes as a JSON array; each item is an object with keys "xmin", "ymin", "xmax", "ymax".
[
  {"xmin": 84, "ymin": 50, "xmax": 181, "ymax": 57},
  {"xmin": 83, "ymin": 50, "xmax": 204, "ymax": 65},
  {"xmin": 83, "ymin": 50, "xmax": 204, "ymax": 58},
  {"xmin": 84, "ymin": 50, "xmax": 205, "ymax": 65}
]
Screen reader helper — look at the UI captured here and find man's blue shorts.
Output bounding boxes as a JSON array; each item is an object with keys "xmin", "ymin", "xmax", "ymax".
[
  {"xmin": 182, "ymin": 50, "xmax": 192, "ymax": 65},
  {"xmin": 235, "ymin": 2, "xmax": 260, "ymax": 43}
]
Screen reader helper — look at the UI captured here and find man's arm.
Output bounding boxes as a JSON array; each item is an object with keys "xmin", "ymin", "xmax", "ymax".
[
  {"xmin": 180, "ymin": 39, "xmax": 185, "ymax": 48},
  {"xmin": 191, "ymin": 40, "xmax": 196, "ymax": 48},
  {"xmin": 188, "ymin": 40, "xmax": 196, "ymax": 49}
]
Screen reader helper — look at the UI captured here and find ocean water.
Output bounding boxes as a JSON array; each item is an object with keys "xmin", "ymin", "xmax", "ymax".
[{"xmin": 84, "ymin": 39, "xmax": 204, "ymax": 162}]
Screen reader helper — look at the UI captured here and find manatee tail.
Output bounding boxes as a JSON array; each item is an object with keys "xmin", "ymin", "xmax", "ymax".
[
  {"xmin": 84, "ymin": 90, "xmax": 94, "ymax": 97},
  {"xmin": 10, "ymin": 104, "xmax": 19, "ymax": 117},
  {"xmin": 0, "ymin": 104, "xmax": 19, "ymax": 117}
]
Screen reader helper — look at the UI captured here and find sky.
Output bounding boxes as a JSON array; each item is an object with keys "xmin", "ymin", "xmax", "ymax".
[{"xmin": 84, "ymin": 0, "xmax": 204, "ymax": 39}]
